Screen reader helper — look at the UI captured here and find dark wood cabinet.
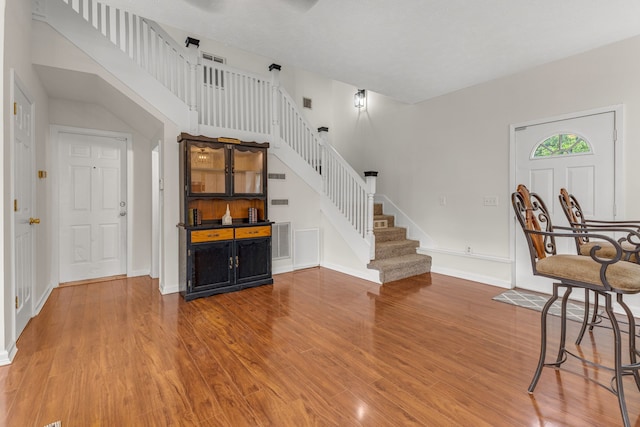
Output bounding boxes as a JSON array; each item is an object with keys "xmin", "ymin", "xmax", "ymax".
[{"xmin": 178, "ymin": 133, "xmax": 273, "ymax": 301}]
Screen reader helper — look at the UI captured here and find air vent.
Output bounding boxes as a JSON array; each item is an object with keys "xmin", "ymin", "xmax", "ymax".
[
  {"xmin": 303, "ymin": 97, "xmax": 312, "ymax": 109},
  {"xmin": 202, "ymin": 52, "xmax": 226, "ymax": 64},
  {"xmin": 268, "ymin": 173, "xmax": 286, "ymax": 180},
  {"xmin": 272, "ymin": 222, "xmax": 291, "ymax": 259},
  {"xmin": 271, "ymin": 199, "xmax": 289, "ymax": 206}
]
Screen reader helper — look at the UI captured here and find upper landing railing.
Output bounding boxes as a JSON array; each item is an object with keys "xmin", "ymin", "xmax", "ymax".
[{"xmin": 42, "ymin": 0, "xmax": 377, "ymax": 261}]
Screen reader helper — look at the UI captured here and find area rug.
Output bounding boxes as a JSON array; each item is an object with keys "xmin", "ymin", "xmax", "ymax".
[{"xmin": 492, "ymin": 289, "xmax": 590, "ymax": 323}]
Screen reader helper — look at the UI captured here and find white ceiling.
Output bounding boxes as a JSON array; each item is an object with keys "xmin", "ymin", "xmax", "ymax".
[{"xmin": 92, "ymin": 0, "xmax": 640, "ymax": 103}]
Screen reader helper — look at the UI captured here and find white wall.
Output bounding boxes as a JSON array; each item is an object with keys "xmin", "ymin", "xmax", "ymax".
[
  {"xmin": 268, "ymin": 155, "xmax": 320, "ymax": 273},
  {"xmin": 331, "ymin": 34, "xmax": 640, "ymax": 290}
]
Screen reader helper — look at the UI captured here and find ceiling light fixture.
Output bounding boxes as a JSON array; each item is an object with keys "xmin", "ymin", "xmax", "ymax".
[
  {"xmin": 185, "ymin": 37, "xmax": 200, "ymax": 48},
  {"xmin": 354, "ymin": 89, "xmax": 366, "ymax": 109}
]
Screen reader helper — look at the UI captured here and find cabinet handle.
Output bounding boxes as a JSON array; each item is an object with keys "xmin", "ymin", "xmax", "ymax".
[
  {"xmin": 229, "ymin": 257, "xmax": 233, "ymax": 269},
  {"xmin": 235, "ymin": 256, "xmax": 239, "ymax": 268}
]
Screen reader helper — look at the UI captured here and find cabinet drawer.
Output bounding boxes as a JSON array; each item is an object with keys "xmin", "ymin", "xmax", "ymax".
[
  {"xmin": 191, "ymin": 228, "xmax": 234, "ymax": 243},
  {"xmin": 235, "ymin": 226, "xmax": 271, "ymax": 239}
]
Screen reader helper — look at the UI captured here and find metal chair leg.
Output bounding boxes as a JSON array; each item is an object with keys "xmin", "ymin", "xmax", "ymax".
[
  {"xmin": 590, "ymin": 291, "xmax": 600, "ymax": 331},
  {"xmin": 556, "ymin": 286, "xmax": 572, "ymax": 363},
  {"xmin": 576, "ymin": 288, "xmax": 591, "ymax": 345},
  {"xmin": 616, "ymin": 293, "xmax": 640, "ymax": 390},
  {"xmin": 605, "ymin": 292, "xmax": 631, "ymax": 427},
  {"xmin": 529, "ymin": 283, "xmax": 562, "ymax": 393}
]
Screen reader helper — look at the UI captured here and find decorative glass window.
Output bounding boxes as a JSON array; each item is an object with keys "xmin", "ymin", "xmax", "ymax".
[{"xmin": 532, "ymin": 133, "xmax": 592, "ymax": 158}]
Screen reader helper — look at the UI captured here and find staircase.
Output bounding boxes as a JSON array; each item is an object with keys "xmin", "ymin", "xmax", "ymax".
[
  {"xmin": 36, "ymin": 0, "xmax": 433, "ymax": 282},
  {"xmin": 368, "ymin": 204, "xmax": 432, "ymax": 283}
]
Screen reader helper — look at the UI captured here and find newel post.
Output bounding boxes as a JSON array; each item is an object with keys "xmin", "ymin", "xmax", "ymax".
[
  {"xmin": 317, "ymin": 127, "xmax": 329, "ymax": 191},
  {"xmin": 364, "ymin": 171, "xmax": 378, "ymax": 260},
  {"xmin": 269, "ymin": 64, "xmax": 281, "ymax": 147},
  {"xmin": 187, "ymin": 48, "xmax": 200, "ymax": 134}
]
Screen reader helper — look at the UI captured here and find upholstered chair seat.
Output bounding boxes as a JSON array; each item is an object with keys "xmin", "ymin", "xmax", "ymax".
[{"xmin": 537, "ymin": 254, "xmax": 640, "ymax": 291}]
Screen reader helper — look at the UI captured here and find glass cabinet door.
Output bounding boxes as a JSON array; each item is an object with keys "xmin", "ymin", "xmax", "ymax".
[
  {"xmin": 189, "ymin": 144, "xmax": 226, "ymax": 194},
  {"xmin": 233, "ymin": 147, "xmax": 264, "ymax": 195}
]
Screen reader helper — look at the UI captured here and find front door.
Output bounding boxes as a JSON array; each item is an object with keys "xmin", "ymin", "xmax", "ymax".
[
  {"xmin": 13, "ymin": 76, "xmax": 35, "ymax": 337},
  {"xmin": 59, "ymin": 131, "xmax": 127, "ymax": 283},
  {"xmin": 514, "ymin": 111, "xmax": 616, "ymax": 294}
]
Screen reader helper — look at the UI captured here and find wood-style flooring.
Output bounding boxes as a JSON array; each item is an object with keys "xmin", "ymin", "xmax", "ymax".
[{"xmin": 2, "ymin": 268, "xmax": 640, "ymax": 426}]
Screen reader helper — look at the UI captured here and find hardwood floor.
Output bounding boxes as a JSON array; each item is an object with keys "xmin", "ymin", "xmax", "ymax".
[{"xmin": 2, "ymin": 268, "xmax": 640, "ymax": 426}]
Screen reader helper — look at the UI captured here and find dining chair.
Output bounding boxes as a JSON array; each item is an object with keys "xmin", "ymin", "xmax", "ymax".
[
  {"xmin": 512, "ymin": 184, "xmax": 640, "ymax": 427},
  {"xmin": 558, "ymin": 188, "xmax": 640, "ymax": 344}
]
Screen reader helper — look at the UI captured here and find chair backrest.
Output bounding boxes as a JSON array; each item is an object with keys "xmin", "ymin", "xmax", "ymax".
[
  {"xmin": 512, "ymin": 184, "xmax": 556, "ymax": 261},
  {"xmin": 558, "ymin": 188, "xmax": 590, "ymax": 250}
]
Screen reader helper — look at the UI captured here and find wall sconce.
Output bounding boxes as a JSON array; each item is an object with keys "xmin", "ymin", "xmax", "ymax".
[
  {"xmin": 185, "ymin": 37, "xmax": 200, "ymax": 48},
  {"xmin": 354, "ymin": 89, "xmax": 366, "ymax": 109}
]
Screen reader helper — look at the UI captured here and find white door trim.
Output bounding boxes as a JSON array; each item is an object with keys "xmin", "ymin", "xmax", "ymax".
[
  {"xmin": 10, "ymin": 69, "xmax": 35, "ymax": 343},
  {"xmin": 50, "ymin": 125, "xmax": 133, "ymax": 284},
  {"xmin": 508, "ymin": 104, "xmax": 624, "ymax": 288}
]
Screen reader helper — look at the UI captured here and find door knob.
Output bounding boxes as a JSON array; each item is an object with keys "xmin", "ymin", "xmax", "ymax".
[{"xmin": 29, "ymin": 217, "xmax": 40, "ymax": 225}]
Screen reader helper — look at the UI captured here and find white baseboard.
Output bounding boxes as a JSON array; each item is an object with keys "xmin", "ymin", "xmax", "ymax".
[
  {"xmin": 128, "ymin": 269, "xmax": 150, "ymax": 278},
  {"xmin": 273, "ymin": 265, "xmax": 294, "ymax": 275},
  {"xmin": 430, "ymin": 266, "xmax": 512, "ymax": 289},
  {"xmin": 34, "ymin": 284, "xmax": 55, "ymax": 316},
  {"xmin": 159, "ymin": 282, "xmax": 179, "ymax": 295},
  {"xmin": 0, "ymin": 341, "xmax": 17, "ymax": 366},
  {"xmin": 321, "ymin": 262, "xmax": 381, "ymax": 284}
]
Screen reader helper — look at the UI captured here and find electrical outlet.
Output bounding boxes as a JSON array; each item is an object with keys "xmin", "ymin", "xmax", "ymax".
[
  {"xmin": 483, "ymin": 196, "xmax": 498, "ymax": 207},
  {"xmin": 465, "ymin": 246, "xmax": 472, "ymax": 254}
]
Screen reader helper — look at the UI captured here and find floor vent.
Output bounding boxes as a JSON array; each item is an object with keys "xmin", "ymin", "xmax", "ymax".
[
  {"xmin": 272, "ymin": 222, "xmax": 291, "ymax": 259},
  {"xmin": 268, "ymin": 173, "xmax": 286, "ymax": 180},
  {"xmin": 271, "ymin": 199, "xmax": 289, "ymax": 206}
]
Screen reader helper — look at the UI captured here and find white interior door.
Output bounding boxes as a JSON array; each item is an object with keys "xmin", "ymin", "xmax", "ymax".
[
  {"xmin": 13, "ymin": 77, "xmax": 35, "ymax": 337},
  {"xmin": 59, "ymin": 132, "xmax": 127, "ymax": 283},
  {"xmin": 514, "ymin": 111, "xmax": 616, "ymax": 294}
]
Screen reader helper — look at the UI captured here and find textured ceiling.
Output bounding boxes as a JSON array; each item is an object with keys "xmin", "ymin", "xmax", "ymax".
[{"xmin": 97, "ymin": 0, "xmax": 640, "ymax": 103}]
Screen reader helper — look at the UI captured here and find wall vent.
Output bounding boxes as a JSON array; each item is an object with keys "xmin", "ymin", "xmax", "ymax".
[
  {"xmin": 272, "ymin": 222, "xmax": 291, "ymax": 259},
  {"xmin": 202, "ymin": 52, "xmax": 226, "ymax": 64},
  {"xmin": 303, "ymin": 97, "xmax": 312, "ymax": 109},
  {"xmin": 268, "ymin": 173, "xmax": 286, "ymax": 180},
  {"xmin": 271, "ymin": 199, "xmax": 289, "ymax": 206}
]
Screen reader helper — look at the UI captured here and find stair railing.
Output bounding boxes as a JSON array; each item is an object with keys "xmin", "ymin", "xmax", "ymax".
[
  {"xmin": 38, "ymin": 0, "xmax": 376, "ymax": 261},
  {"xmin": 55, "ymin": 0, "xmax": 195, "ymax": 108}
]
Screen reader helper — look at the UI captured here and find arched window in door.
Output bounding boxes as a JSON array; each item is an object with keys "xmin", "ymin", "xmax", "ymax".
[{"xmin": 531, "ymin": 133, "xmax": 592, "ymax": 159}]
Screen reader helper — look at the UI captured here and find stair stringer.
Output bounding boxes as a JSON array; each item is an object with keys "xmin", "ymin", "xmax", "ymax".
[{"xmin": 42, "ymin": 0, "xmax": 192, "ymax": 131}]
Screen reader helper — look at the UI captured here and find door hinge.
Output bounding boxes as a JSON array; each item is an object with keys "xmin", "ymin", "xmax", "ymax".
[
  {"xmin": 15, "ymin": 296, "xmax": 18, "ymax": 309},
  {"xmin": 13, "ymin": 102, "xmax": 17, "ymax": 115},
  {"xmin": 187, "ymin": 249, "xmax": 191, "ymax": 257},
  {"xmin": 613, "ymin": 128, "xmax": 618, "ymax": 142},
  {"xmin": 14, "ymin": 199, "xmax": 18, "ymax": 212}
]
